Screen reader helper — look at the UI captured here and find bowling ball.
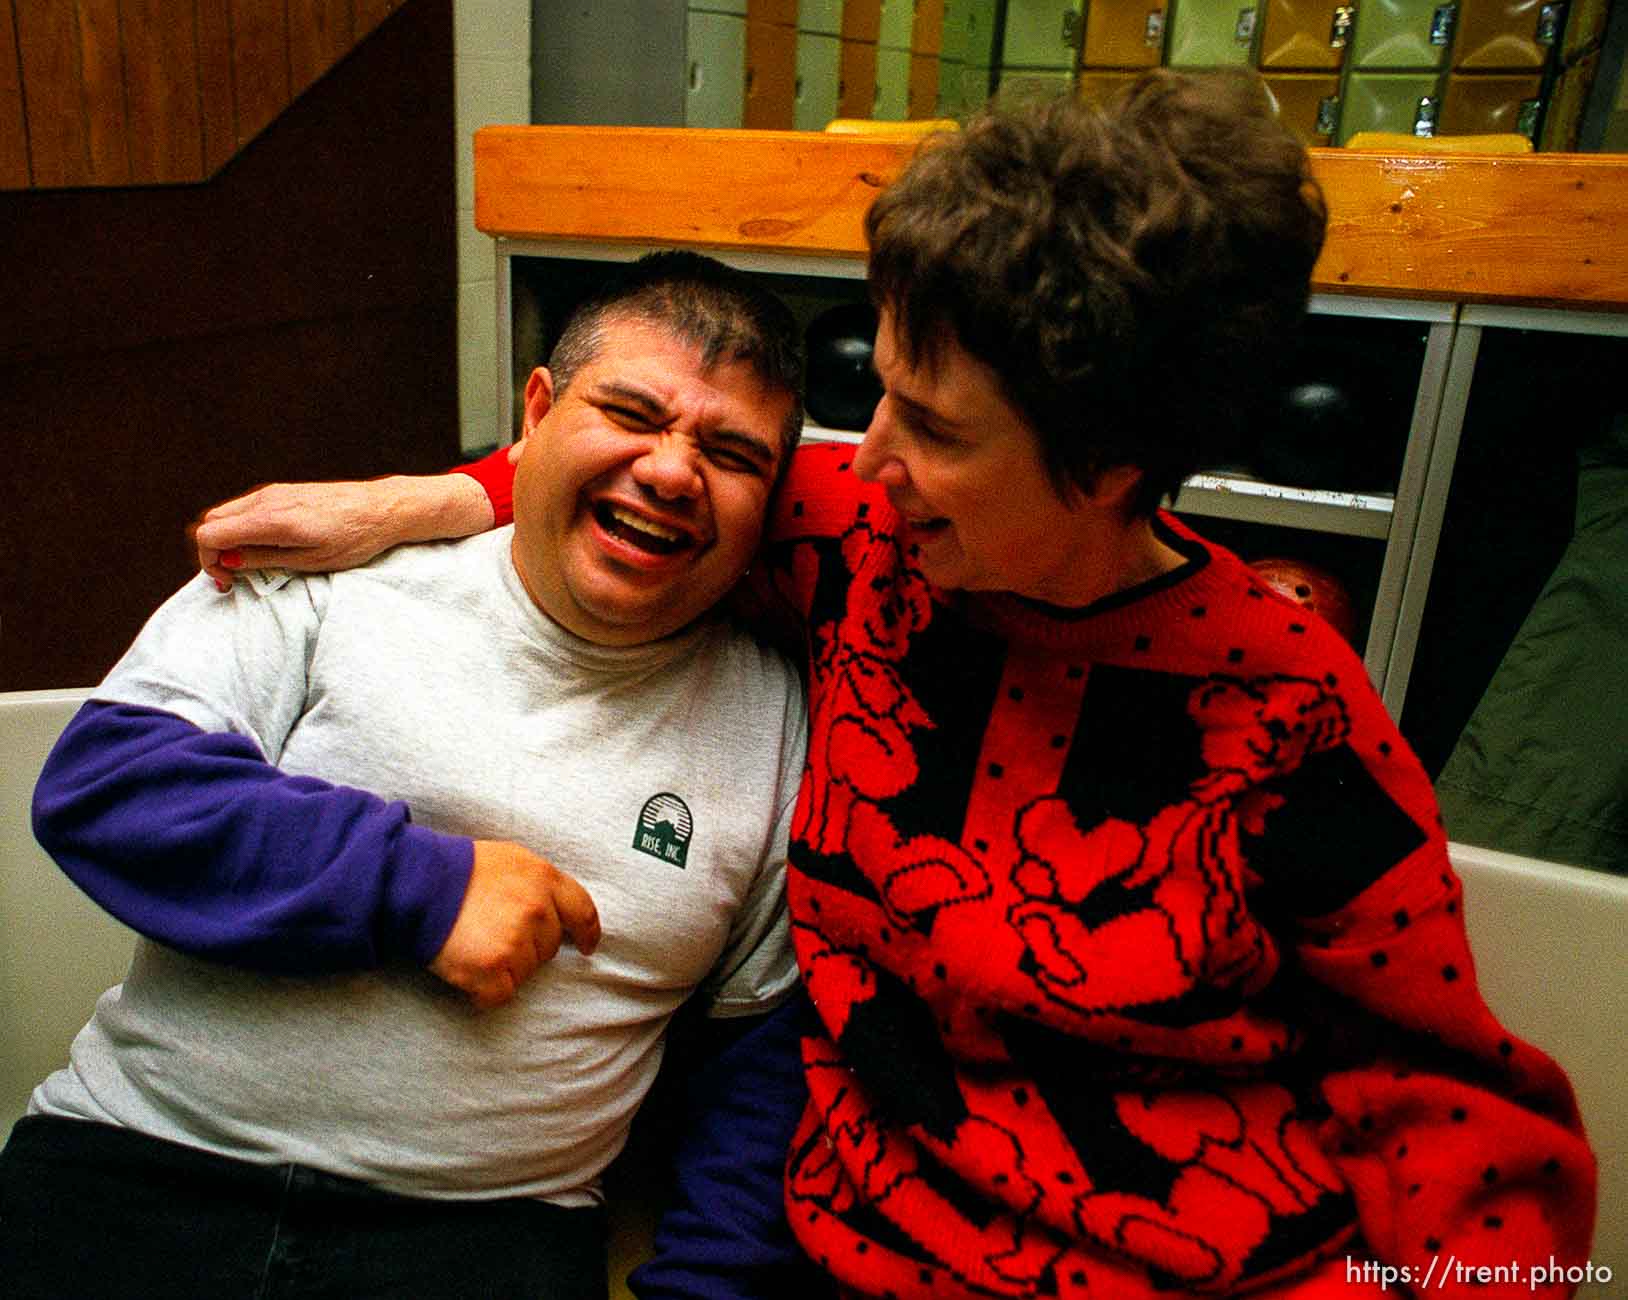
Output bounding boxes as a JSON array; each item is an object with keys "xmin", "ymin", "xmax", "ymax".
[
  {"xmin": 1256, "ymin": 379, "xmax": 1403, "ymax": 493},
  {"xmin": 1249, "ymin": 556, "xmax": 1360, "ymax": 646},
  {"xmin": 805, "ymin": 302, "xmax": 883, "ymax": 431}
]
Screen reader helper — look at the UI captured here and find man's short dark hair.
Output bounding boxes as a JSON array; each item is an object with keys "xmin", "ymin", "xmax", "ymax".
[
  {"xmin": 549, "ymin": 251, "xmax": 806, "ymax": 470},
  {"xmin": 865, "ymin": 70, "xmax": 1328, "ymax": 515}
]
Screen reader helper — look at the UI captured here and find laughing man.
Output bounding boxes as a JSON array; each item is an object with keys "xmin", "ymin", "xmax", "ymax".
[{"xmin": 2, "ymin": 253, "xmax": 811, "ymax": 1299}]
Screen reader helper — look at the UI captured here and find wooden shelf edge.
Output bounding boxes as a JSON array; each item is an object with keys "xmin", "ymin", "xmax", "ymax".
[{"xmin": 475, "ymin": 126, "xmax": 1628, "ymax": 309}]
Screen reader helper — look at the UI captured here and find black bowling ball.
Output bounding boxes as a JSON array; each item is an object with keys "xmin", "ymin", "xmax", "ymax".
[
  {"xmin": 1257, "ymin": 379, "xmax": 1399, "ymax": 493},
  {"xmin": 805, "ymin": 302, "xmax": 883, "ymax": 432}
]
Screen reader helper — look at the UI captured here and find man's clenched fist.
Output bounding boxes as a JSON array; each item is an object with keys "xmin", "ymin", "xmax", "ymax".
[{"xmin": 429, "ymin": 840, "xmax": 601, "ymax": 1009}]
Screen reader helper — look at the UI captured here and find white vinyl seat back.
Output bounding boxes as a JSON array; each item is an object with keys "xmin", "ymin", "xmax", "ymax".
[
  {"xmin": 0, "ymin": 688, "xmax": 136, "ymax": 1132},
  {"xmin": 1455, "ymin": 841, "xmax": 1627, "ymax": 1294}
]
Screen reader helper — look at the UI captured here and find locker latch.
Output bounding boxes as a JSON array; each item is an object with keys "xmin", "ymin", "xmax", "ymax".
[
  {"xmin": 1145, "ymin": 10, "xmax": 1166, "ymax": 47},
  {"xmin": 1330, "ymin": 5, "xmax": 1356, "ymax": 48},
  {"xmin": 1429, "ymin": 4, "xmax": 1456, "ymax": 45},
  {"xmin": 1235, "ymin": 7, "xmax": 1258, "ymax": 43},
  {"xmin": 1536, "ymin": 2, "xmax": 1564, "ymax": 45},
  {"xmin": 1316, "ymin": 96, "xmax": 1341, "ymax": 135},
  {"xmin": 1414, "ymin": 95, "xmax": 1439, "ymax": 136},
  {"xmin": 1063, "ymin": 9, "xmax": 1082, "ymax": 46}
]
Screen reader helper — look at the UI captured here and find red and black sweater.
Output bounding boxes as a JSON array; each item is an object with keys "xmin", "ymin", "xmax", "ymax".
[{"xmin": 465, "ymin": 443, "xmax": 1595, "ymax": 1298}]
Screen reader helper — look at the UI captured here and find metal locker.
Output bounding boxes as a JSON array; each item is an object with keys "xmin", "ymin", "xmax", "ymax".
[
  {"xmin": 914, "ymin": 0, "xmax": 947, "ymax": 53},
  {"xmin": 839, "ymin": 37, "xmax": 880, "ymax": 116},
  {"xmin": 1539, "ymin": 46, "xmax": 1595, "ymax": 149},
  {"xmin": 876, "ymin": 45, "xmax": 912, "ymax": 116},
  {"xmin": 843, "ymin": 0, "xmax": 883, "ymax": 43},
  {"xmin": 1439, "ymin": 71, "xmax": 1542, "ymax": 132},
  {"xmin": 1003, "ymin": 0, "xmax": 1084, "ymax": 67},
  {"xmin": 1166, "ymin": 0, "xmax": 1260, "ymax": 68},
  {"xmin": 1337, "ymin": 69, "xmax": 1445, "ymax": 139},
  {"xmin": 1082, "ymin": 0, "xmax": 1168, "ymax": 68},
  {"xmin": 943, "ymin": 0, "xmax": 1003, "ymax": 66},
  {"xmin": 1451, "ymin": 0, "xmax": 1551, "ymax": 69},
  {"xmin": 1076, "ymin": 68, "xmax": 1143, "ymax": 101},
  {"xmin": 529, "ymin": 2, "xmax": 687, "ymax": 128},
  {"xmin": 1347, "ymin": 0, "xmax": 1456, "ymax": 69},
  {"xmin": 795, "ymin": 30, "xmax": 842, "ymax": 128},
  {"xmin": 1561, "ymin": 0, "xmax": 1609, "ymax": 60},
  {"xmin": 798, "ymin": 0, "xmax": 845, "ymax": 35},
  {"xmin": 938, "ymin": 60, "xmax": 994, "ymax": 114},
  {"xmin": 995, "ymin": 68, "xmax": 1077, "ymax": 102},
  {"xmin": 685, "ymin": 10, "xmax": 747, "ymax": 127},
  {"xmin": 746, "ymin": 19, "xmax": 799, "ymax": 128},
  {"xmin": 1262, "ymin": 71, "xmax": 1344, "ymax": 141},
  {"xmin": 881, "ymin": 0, "xmax": 916, "ymax": 49},
  {"xmin": 1259, "ymin": 0, "xmax": 1356, "ymax": 69},
  {"xmin": 749, "ymin": 0, "xmax": 799, "ymax": 23},
  {"xmin": 909, "ymin": 51, "xmax": 942, "ymax": 114}
]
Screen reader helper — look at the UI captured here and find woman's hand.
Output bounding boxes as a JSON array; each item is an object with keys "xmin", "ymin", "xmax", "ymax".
[{"xmin": 193, "ymin": 474, "xmax": 495, "ymax": 590}]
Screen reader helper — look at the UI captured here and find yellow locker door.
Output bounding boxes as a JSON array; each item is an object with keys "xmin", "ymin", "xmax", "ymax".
[
  {"xmin": 1259, "ymin": 0, "xmax": 1354, "ymax": 69},
  {"xmin": 1083, "ymin": 0, "xmax": 1166, "ymax": 67}
]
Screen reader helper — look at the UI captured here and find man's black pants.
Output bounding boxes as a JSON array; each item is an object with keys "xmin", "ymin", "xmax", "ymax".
[{"xmin": 0, "ymin": 1115, "xmax": 608, "ymax": 1299}]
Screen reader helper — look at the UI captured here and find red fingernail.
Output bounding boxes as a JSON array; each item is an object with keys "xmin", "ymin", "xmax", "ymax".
[{"xmin": 221, "ymin": 550, "xmax": 243, "ymax": 569}]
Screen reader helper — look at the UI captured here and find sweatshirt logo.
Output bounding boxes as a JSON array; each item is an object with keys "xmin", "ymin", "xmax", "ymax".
[{"xmin": 633, "ymin": 793, "xmax": 692, "ymax": 868}]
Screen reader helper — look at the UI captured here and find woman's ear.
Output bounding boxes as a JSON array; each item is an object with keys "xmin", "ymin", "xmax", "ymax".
[{"xmin": 1081, "ymin": 462, "xmax": 1144, "ymax": 513}]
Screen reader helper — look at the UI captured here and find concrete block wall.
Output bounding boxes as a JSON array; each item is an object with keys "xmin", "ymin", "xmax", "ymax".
[{"xmin": 454, "ymin": 3, "xmax": 532, "ymax": 455}]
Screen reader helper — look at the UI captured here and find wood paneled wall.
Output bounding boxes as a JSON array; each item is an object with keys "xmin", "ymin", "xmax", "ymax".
[
  {"xmin": 3, "ymin": 0, "xmax": 457, "ymax": 689},
  {"xmin": 1, "ymin": 0, "xmax": 405, "ymax": 190}
]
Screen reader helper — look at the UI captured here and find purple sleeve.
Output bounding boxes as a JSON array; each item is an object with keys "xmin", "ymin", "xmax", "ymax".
[
  {"xmin": 628, "ymin": 991, "xmax": 830, "ymax": 1300},
  {"xmin": 31, "ymin": 699, "xmax": 473, "ymax": 974}
]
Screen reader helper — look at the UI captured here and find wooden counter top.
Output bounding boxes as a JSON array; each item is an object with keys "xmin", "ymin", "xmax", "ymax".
[{"xmin": 474, "ymin": 125, "xmax": 1628, "ymax": 310}]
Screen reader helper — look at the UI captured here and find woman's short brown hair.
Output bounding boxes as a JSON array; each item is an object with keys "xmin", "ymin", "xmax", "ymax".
[{"xmin": 865, "ymin": 70, "xmax": 1327, "ymax": 515}]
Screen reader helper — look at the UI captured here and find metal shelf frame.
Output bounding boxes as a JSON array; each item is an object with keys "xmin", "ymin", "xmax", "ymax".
[{"xmin": 491, "ymin": 236, "xmax": 1616, "ymax": 721}]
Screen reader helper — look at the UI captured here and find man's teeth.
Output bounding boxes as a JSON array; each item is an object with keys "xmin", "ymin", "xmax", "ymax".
[{"xmin": 608, "ymin": 505, "xmax": 683, "ymax": 544}]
